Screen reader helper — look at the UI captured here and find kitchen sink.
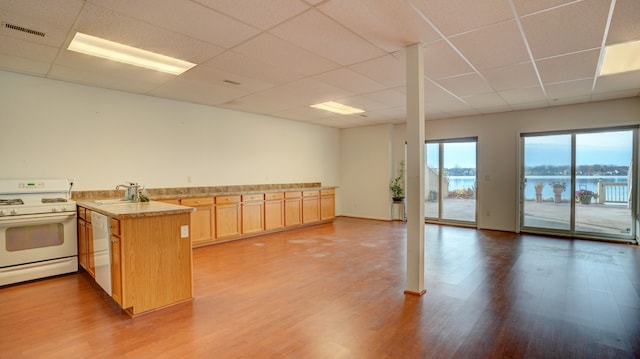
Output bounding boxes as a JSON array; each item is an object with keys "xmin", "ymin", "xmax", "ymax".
[{"xmin": 93, "ymin": 199, "xmax": 135, "ymax": 205}]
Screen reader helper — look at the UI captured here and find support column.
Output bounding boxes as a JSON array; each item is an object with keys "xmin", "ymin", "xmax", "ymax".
[{"xmin": 404, "ymin": 43, "xmax": 426, "ymax": 296}]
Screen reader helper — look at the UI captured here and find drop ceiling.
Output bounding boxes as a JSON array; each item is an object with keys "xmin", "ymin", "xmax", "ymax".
[{"xmin": 1, "ymin": 0, "xmax": 639, "ymax": 128}]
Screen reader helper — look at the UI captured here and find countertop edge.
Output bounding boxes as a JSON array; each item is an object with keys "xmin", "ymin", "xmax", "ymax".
[{"xmin": 77, "ymin": 200, "xmax": 195, "ymax": 219}]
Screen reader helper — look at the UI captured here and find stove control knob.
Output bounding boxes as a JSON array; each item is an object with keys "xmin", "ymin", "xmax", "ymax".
[{"xmin": 10, "ymin": 209, "xmax": 18, "ymax": 215}]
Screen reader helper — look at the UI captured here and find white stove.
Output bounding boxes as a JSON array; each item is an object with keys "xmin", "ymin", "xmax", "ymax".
[
  {"xmin": 0, "ymin": 178, "xmax": 78, "ymax": 286},
  {"xmin": 0, "ymin": 178, "xmax": 76, "ymax": 216}
]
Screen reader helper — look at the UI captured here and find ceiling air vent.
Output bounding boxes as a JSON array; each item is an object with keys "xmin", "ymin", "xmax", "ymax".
[{"xmin": 3, "ymin": 22, "xmax": 46, "ymax": 37}]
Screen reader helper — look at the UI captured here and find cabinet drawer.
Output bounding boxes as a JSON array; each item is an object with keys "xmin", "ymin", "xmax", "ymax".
[
  {"xmin": 157, "ymin": 198, "xmax": 180, "ymax": 205},
  {"xmin": 242, "ymin": 194, "xmax": 263, "ymax": 202},
  {"xmin": 321, "ymin": 189, "xmax": 335, "ymax": 196},
  {"xmin": 285, "ymin": 191, "xmax": 302, "ymax": 199},
  {"xmin": 265, "ymin": 192, "xmax": 284, "ymax": 200},
  {"xmin": 110, "ymin": 218, "xmax": 120, "ymax": 236},
  {"xmin": 216, "ymin": 195, "xmax": 240, "ymax": 204},
  {"xmin": 77, "ymin": 207, "xmax": 86, "ymax": 220},
  {"xmin": 181, "ymin": 197, "xmax": 213, "ymax": 207},
  {"xmin": 85, "ymin": 209, "xmax": 92, "ymax": 223},
  {"xmin": 303, "ymin": 190, "xmax": 320, "ymax": 197}
]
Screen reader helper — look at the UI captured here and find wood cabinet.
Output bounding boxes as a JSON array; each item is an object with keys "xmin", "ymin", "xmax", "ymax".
[
  {"xmin": 180, "ymin": 197, "xmax": 214, "ymax": 246},
  {"xmin": 77, "ymin": 207, "xmax": 95, "ymax": 277},
  {"xmin": 216, "ymin": 195, "xmax": 241, "ymax": 238},
  {"xmin": 109, "ymin": 218, "xmax": 122, "ymax": 306},
  {"xmin": 320, "ymin": 189, "xmax": 336, "ymax": 220},
  {"xmin": 302, "ymin": 190, "xmax": 320, "ymax": 224},
  {"xmin": 113, "ymin": 213, "xmax": 192, "ymax": 316},
  {"xmin": 241, "ymin": 194, "xmax": 264, "ymax": 234},
  {"xmin": 284, "ymin": 191, "xmax": 302, "ymax": 227},
  {"xmin": 264, "ymin": 192, "xmax": 284, "ymax": 230}
]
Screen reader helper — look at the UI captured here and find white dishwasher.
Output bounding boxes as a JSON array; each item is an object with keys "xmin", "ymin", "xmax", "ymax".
[{"xmin": 91, "ymin": 211, "xmax": 111, "ymax": 295}]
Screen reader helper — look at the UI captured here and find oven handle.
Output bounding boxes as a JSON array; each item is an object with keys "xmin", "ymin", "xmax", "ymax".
[{"xmin": 0, "ymin": 212, "xmax": 76, "ymax": 226}]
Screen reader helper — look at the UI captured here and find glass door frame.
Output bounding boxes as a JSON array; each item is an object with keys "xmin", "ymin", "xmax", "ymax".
[
  {"xmin": 425, "ymin": 137, "xmax": 478, "ymax": 227},
  {"xmin": 518, "ymin": 126, "xmax": 638, "ymax": 243}
]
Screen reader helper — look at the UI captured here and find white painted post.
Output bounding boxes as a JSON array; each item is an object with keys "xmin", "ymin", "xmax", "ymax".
[{"xmin": 405, "ymin": 43, "xmax": 426, "ymax": 296}]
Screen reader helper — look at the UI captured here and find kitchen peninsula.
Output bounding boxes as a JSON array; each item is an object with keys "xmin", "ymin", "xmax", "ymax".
[{"xmin": 77, "ymin": 200, "xmax": 194, "ymax": 317}]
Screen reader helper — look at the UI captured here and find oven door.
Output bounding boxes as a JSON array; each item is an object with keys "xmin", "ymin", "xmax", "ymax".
[{"xmin": 0, "ymin": 212, "xmax": 78, "ymax": 268}]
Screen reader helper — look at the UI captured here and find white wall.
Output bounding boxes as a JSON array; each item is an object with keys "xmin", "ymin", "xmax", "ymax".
[
  {"xmin": 338, "ymin": 124, "xmax": 394, "ymax": 220},
  {"xmin": 0, "ymin": 71, "xmax": 340, "ymax": 191},
  {"xmin": 340, "ymin": 97, "xmax": 640, "ymax": 231}
]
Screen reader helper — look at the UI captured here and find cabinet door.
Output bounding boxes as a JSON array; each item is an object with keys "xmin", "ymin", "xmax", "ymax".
[
  {"xmin": 77, "ymin": 219, "xmax": 88, "ymax": 271},
  {"xmin": 284, "ymin": 192, "xmax": 302, "ymax": 227},
  {"xmin": 216, "ymin": 204, "xmax": 241, "ymax": 238},
  {"xmin": 86, "ymin": 222, "xmax": 95, "ymax": 278},
  {"xmin": 242, "ymin": 201, "xmax": 264, "ymax": 234},
  {"xmin": 110, "ymin": 234, "xmax": 122, "ymax": 306},
  {"xmin": 302, "ymin": 191, "xmax": 320, "ymax": 223},
  {"xmin": 321, "ymin": 189, "xmax": 335, "ymax": 220},
  {"xmin": 265, "ymin": 193, "xmax": 284, "ymax": 230},
  {"xmin": 181, "ymin": 197, "xmax": 215, "ymax": 245}
]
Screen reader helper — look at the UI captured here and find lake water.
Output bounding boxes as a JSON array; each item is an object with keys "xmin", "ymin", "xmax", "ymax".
[{"xmin": 448, "ymin": 175, "xmax": 629, "ymax": 200}]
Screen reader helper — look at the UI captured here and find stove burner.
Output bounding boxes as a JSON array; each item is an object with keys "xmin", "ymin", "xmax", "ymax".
[
  {"xmin": 0, "ymin": 199, "xmax": 24, "ymax": 206},
  {"xmin": 41, "ymin": 198, "xmax": 68, "ymax": 203}
]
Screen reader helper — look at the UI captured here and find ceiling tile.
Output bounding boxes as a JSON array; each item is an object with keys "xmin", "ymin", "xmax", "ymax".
[
  {"xmin": 194, "ymin": 0, "xmax": 309, "ymax": 30},
  {"xmin": 481, "ymin": 62, "xmax": 539, "ymax": 91},
  {"xmin": 548, "ymin": 95, "xmax": 591, "ymax": 106},
  {"xmin": 423, "ymin": 79, "xmax": 462, "ymax": 103},
  {"xmin": 76, "ymin": 3, "xmax": 224, "ymax": 63},
  {"xmin": 536, "ymin": 49, "xmax": 599, "ymax": 84},
  {"xmin": 180, "ymin": 64, "xmax": 276, "ymax": 93},
  {"xmin": 512, "ymin": 0, "xmax": 583, "ymax": 16},
  {"xmin": 499, "ymin": 86, "xmax": 547, "ymax": 105},
  {"xmin": 461, "ymin": 92, "xmax": 509, "ymax": 109},
  {"xmin": 203, "ymin": 50, "xmax": 300, "ymax": 86},
  {"xmin": 89, "ymin": 0, "xmax": 258, "ymax": 48},
  {"xmin": 0, "ymin": 34, "xmax": 58, "ymax": 67},
  {"xmin": 48, "ymin": 63, "xmax": 169, "ymax": 94},
  {"xmin": 449, "ymin": 20, "xmax": 531, "ymax": 71},
  {"xmin": 436, "ymin": 73, "xmax": 494, "ymax": 97},
  {"xmin": 545, "ymin": 78, "xmax": 594, "ymax": 99},
  {"xmin": 362, "ymin": 88, "xmax": 407, "ymax": 107},
  {"xmin": 349, "ymin": 54, "xmax": 405, "ymax": 88},
  {"xmin": 410, "ymin": 0, "xmax": 514, "ymax": 37},
  {"xmin": 272, "ymin": 106, "xmax": 336, "ymax": 122},
  {"xmin": 270, "ymin": 9, "xmax": 386, "ymax": 66},
  {"xmin": 333, "ymin": 95, "xmax": 389, "ymax": 112},
  {"xmin": 591, "ymin": 89, "xmax": 640, "ymax": 102},
  {"xmin": 0, "ymin": 52, "xmax": 51, "ymax": 76},
  {"xmin": 149, "ymin": 76, "xmax": 250, "ymax": 106},
  {"xmin": 593, "ymin": 70, "xmax": 640, "ymax": 94},
  {"xmin": 423, "ymin": 40, "xmax": 474, "ymax": 80},
  {"xmin": 311, "ymin": 68, "xmax": 386, "ymax": 94},
  {"xmin": 606, "ymin": 0, "xmax": 640, "ymax": 45},
  {"xmin": 318, "ymin": 0, "xmax": 441, "ymax": 53},
  {"xmin": 521, "ymin": 0, "xmax": 611, "ymax": 59},
  {"xmin": 233, "ymin": 33, "xmax": 341, "ymax": 77}
]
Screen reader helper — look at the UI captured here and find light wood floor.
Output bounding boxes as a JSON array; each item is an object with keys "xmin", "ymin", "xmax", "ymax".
[{"xmin": 1, "ymin": 217, "xmax": 639, "ymax": 358}]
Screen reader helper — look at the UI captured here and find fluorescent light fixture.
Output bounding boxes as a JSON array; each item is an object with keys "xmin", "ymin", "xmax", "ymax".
[
  {"xmin": 599, "ymin": 40, "xmax": 640, "ymax": 76},
  {"xmin": 310, "ymin": 101, "xmax": 365, "ymax": 115},
  {"xmin": 67, "ymin": 32, "xmax": 196, "ymax": 75}
]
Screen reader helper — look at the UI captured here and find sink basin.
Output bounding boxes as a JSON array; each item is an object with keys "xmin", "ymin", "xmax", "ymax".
[{"xmin": 93, "ymin": 199, "xmax": 135, "ymax": 205}]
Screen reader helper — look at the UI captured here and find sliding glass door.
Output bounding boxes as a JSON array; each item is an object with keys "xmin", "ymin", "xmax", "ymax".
[
  {"xmin": 521, "ymin": 128, "xmax": 635, "ymax": 241},
  {"xmin": 425, "ymin": 138, "xmax": 477, "ymax": 225}
]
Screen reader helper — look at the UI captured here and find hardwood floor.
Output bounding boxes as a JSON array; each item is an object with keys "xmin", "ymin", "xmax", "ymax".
[{"xmin": 1, "ymin": 217, "xmax": 639, "ymax": 358}]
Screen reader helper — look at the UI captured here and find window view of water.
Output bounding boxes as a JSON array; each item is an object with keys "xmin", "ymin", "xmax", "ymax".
[{"xmin": 447, "ymin": 175, "xmax": 629, "ymax": 201}]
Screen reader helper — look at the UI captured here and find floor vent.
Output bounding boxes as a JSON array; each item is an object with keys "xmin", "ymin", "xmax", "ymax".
[{"xmin": 3, "ymin": 22, "xmax": 46, "ymax": 37}]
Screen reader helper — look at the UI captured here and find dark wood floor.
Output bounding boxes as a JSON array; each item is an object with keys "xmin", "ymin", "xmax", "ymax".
[{"xmin": 1, "ymin": 217, "xmax": 639, "ymax": 358}]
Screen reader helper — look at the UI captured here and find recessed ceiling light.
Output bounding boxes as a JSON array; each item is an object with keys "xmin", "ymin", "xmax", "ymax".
[
  {"xmin": 310, "ymin": 101, "xmax": 365, "ymax": 115},
  {"xmin": 67, "ymin": 32, "xmax": 196, "ymax": 75},
  {"xmin": 599, "ymin": 40, "xmax": 640, "ymax": 76}
]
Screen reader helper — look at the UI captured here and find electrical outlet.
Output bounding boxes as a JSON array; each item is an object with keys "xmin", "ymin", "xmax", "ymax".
[{"xmin": 180, "ymin": 225, "xmax": 189, "ymax": 238}]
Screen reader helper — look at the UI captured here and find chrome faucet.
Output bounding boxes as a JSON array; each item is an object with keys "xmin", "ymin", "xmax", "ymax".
[{"xmin": 116, "ymin": 182, "xmax": 142, "ymax": 201}]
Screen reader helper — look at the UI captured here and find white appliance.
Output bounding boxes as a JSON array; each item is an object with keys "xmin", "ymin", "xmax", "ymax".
[
  {"xmin": 91, "ymin": 211, "xmax": 111, "ymax": 295},
  {"xmin": 0, "ymin": 178, "xmax": 77, "ymax": 286}
]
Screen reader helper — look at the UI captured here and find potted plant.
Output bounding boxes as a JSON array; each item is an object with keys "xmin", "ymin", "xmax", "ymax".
[
  {"xmin": 550, "ymin": 181, "xmax": 566, "ymax": 203},
  {"xmin": 390, "ymin": 160, "xmax": 405, "ymax": 201},
  {"xmin": 534, "ymin": 181, "xmax": 544, "ymax": 202},
  {"xmin": 575, "ymin": 189, "xmax": 598, "ymax": 204}
]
